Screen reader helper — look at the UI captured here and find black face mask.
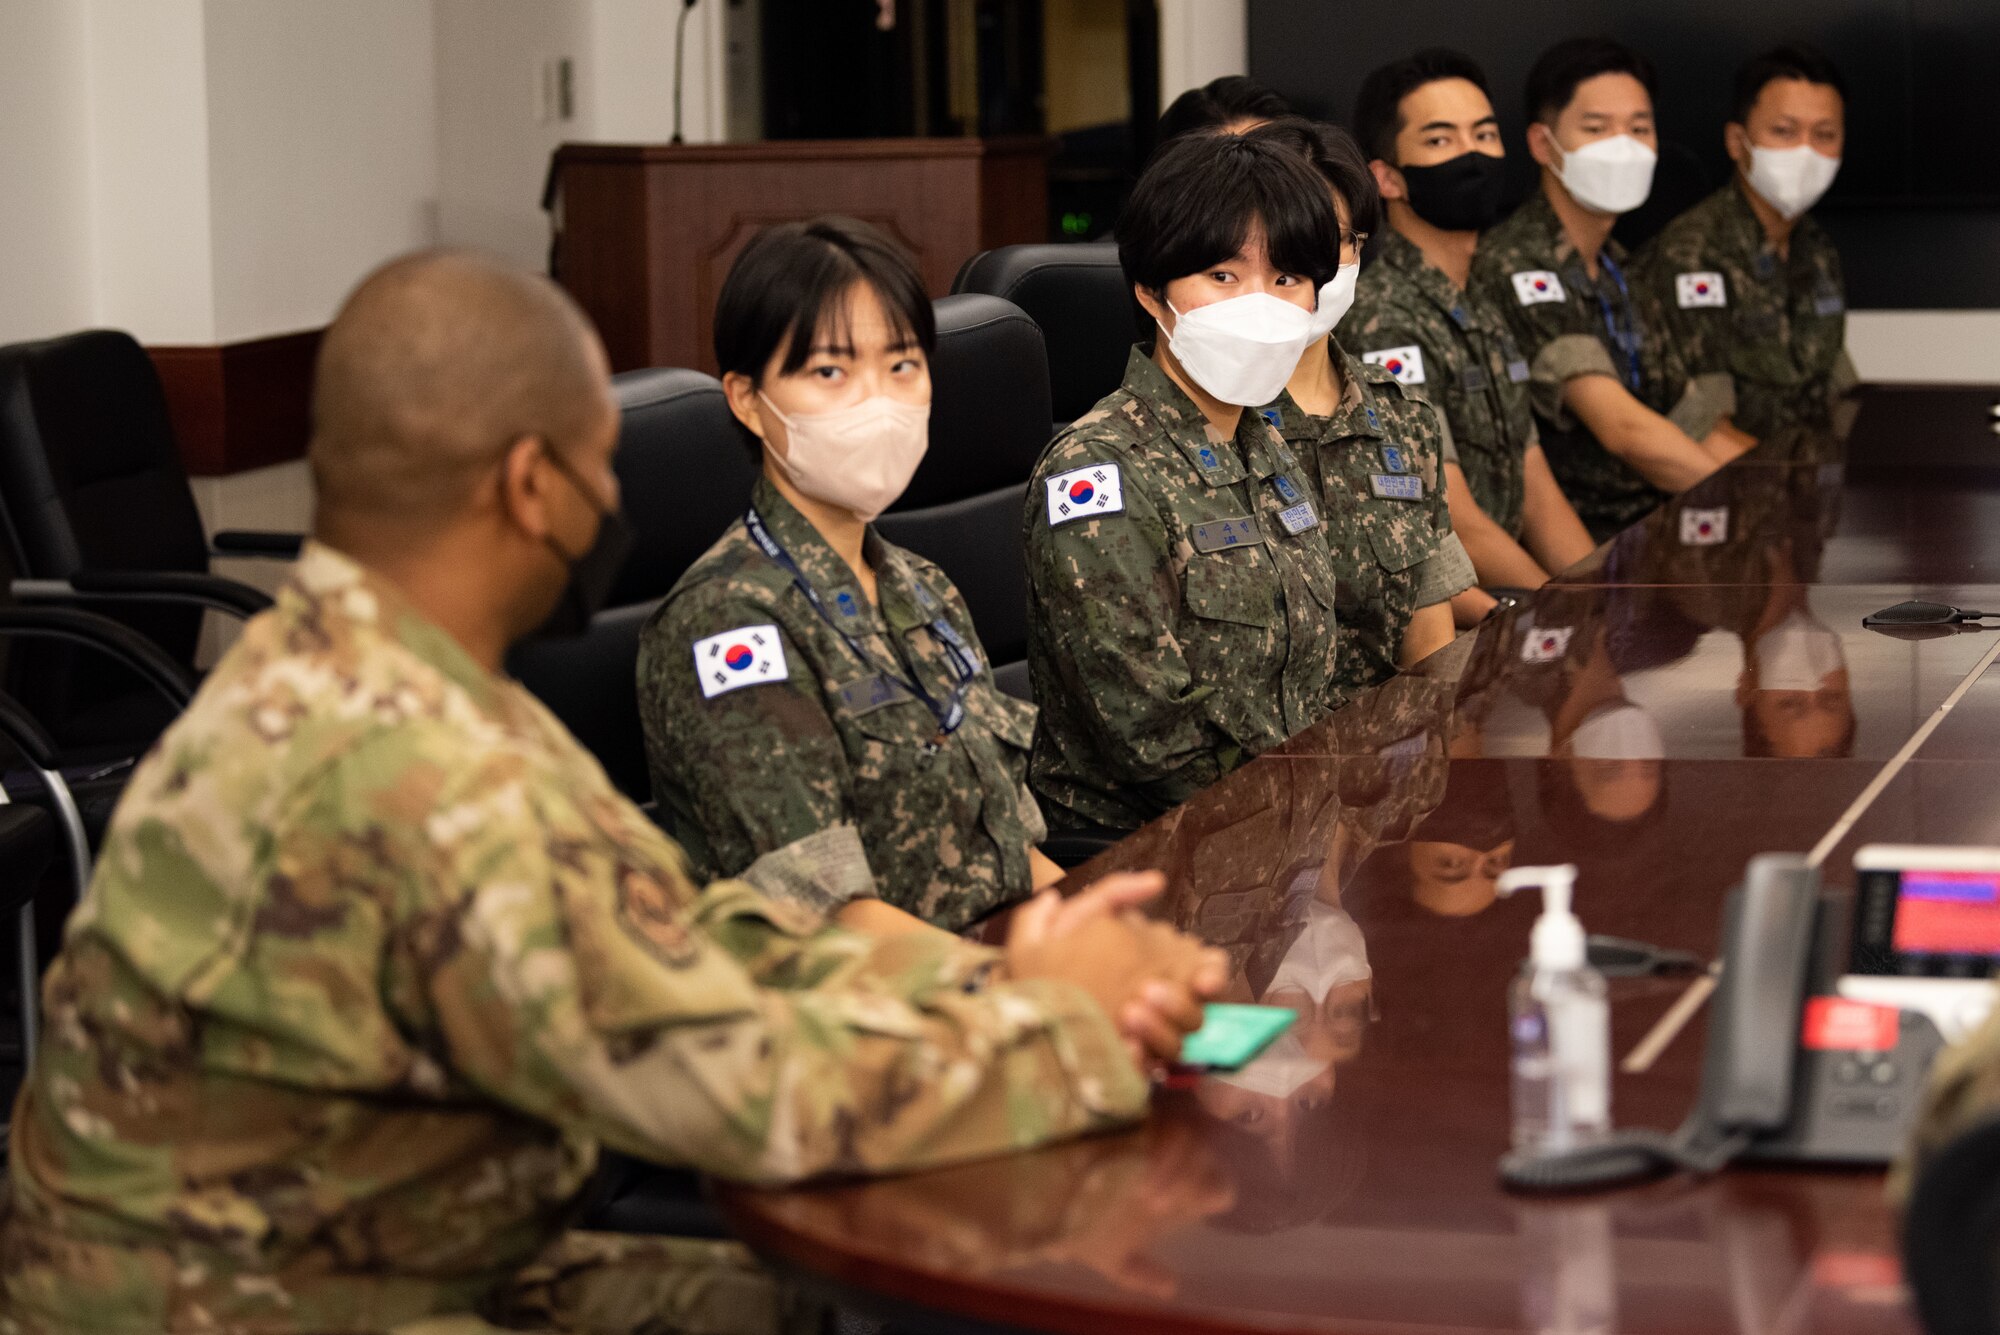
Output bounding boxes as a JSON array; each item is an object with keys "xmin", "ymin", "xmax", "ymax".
[
  {"xmin": 530, "ymin": 454, "xmax": 636, "ymax": 640},
  {"xmin": 1398, "ymin": 150, "xmax": 1509, "ymax": 233}
]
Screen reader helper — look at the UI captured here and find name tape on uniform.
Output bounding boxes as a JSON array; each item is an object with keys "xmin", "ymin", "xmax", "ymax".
[
  {"xmin": 1190, "ymin": 516, "xmax": 1265, "ymax": 553},
  {"xmin": 694, "ymin": 624, "xmax": 788, "ymax": 699},
  {"xmin": 1512, "ymin": 270, "xmax": 1566, "ymax": 306},
  {"xmin": 1369, "ymin": 474, "xmax": 1424, "ymax": 501},
  {"xmin": 1680, "ymin": 506, "xmax": 1730, "ymax": 546},
  {"xmin": 1362, "ymin": 345, "xmax": 1427, "ymax": 386},
  {"xmin": 1045, "ymin": 463, "xmax": 1125, "ymax": 526},
  {"xmin": 1676, "ymin": 272, "xmax": 1728, "ymax": 309}
]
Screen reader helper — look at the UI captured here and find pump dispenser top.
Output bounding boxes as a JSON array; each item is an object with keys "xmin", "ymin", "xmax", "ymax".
[{"xmin": 1498, "ymin": 864, "xmax": 1584, "ymax": 971}]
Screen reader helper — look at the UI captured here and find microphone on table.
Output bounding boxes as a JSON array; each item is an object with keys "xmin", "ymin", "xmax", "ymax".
[{"xmin": 671, "ymin": 0, "xmax": 700, "ymax": 146}]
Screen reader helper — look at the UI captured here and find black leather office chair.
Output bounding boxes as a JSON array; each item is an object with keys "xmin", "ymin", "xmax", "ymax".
[
  {"xmin": 878, "ymin": 293, "xmax": 1052, "ymax": 701},
  {"xmin": 508, "ymin": 368, "xmax": 755, "ymax": 804},
  {"xmin": 0, "ymin": 330, "xmax": 299, "ymax": 753},
  {"xmin": 951, "ymin": 242, "xmax": 1130, "ymax": 434},
  {"xmin": 1904, "ymin": 1111, "xmax": 2000, "ymax": 1335},
  {"xmin": 0, "ymin": 802, "xmax": 55, "ymax": 1121}
]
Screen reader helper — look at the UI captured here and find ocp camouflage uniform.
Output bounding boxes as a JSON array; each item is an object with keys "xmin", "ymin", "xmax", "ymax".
[
  {"xmin": 0, "ymin": 542, "xmax": 1146, "ymax": 1335},
  {"xmin": 1262, "ymin": 339, "xmax": 1476, "ymax": 704},
  {"xmin": 640, "ymin": 476, "xmax": 1044, "ymax": 933},
  {"xmin": 1024, "ymin": 349, "xmax": 1343, "ymax": 834},
  {"xmin": 1638, "ymin": 182, "xmax": 1858, "ymax": 462},
  {"xmin": 1472, "ymin": 189, "xmax": 1733, "ymax": 540},
  {"xmin": 1348, "ymin": 231, "xmax": 1541, "ymax": 538}
]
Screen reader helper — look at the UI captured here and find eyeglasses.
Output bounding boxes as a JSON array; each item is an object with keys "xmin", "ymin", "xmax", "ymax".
[{"xmin": 1342, "ymin": 229, "xmax": 1371, "ymax": 254}]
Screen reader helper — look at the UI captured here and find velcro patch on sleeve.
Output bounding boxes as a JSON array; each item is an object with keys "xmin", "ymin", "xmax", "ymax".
[
  {"xmin": 693, "ymin": 624, "xmax": 789, "ymax": 699},
  {"xmin": 1045, "ymin": 463, "xmax": 1124, "ymax": 526},
  {"xmin": 1676, "ymin": 271, "xmax": 1728, "ymax": 308},
  {"xmin": 1362, "ymin": 345, "xmax": 1427, "ymax": 385},
  {"xmin": 1511, "ymin": 270, "xmax": 1567, "ymax": 305}
]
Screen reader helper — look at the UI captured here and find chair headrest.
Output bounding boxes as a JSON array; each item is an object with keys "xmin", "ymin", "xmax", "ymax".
[
  {"xmin": 607, "ymin": 367, "xmax": 757, "ymax": 607},
  {"xmin": 951, "ymin": 244, "xmax": 1130, "ymax": 426},
  {"xmin": 893, "ymin": 294, "xmax": 1052, "ymax": 512}
]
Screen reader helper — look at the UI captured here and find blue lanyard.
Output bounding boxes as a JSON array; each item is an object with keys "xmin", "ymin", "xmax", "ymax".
[
  {"xmin": 745, "ymin": 507, "xmax": 977, "ymax": 746},
  {"xmin": 1592, "ymin": 253, "xmax": 1644, "ymax": 393}
]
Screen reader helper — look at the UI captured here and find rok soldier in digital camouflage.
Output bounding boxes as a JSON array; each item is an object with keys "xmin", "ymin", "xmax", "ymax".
[
  {"xmin": 1024, "ymin": 132, "xmax": 1348, "ymax": 834},
  {"xmin": 1246, "ymin": 118, "xmax": 1476, "ymax": 699},
  {"xmin": 1347, "ymin": 50, "xmax": 1598, "ymax": 615},
  {"xmin": 1639, "ymin": 44, "xmax": 1858, "ymax": 465},
  {"xmin": 642, "ymin": 218, "xmax": 1065, "ymax": 938},
  {"xmin": 0, "ymin": 251, "xmax": 1229, "ymax": 1335},
  {"xmin": 1472, "ymin": 38, "xmax": 1752, "ymax": 541}
]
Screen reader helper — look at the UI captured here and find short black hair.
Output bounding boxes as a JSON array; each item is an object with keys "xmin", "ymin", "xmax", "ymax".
[
  {"xmin": 1524, "ymin": 37, "xmax": 1657, "ymax": 125},
  {"xmin": 1242, "ymin": 116, "xmax": 1383, "ymax": 238},
  {"xmin": 1352, "ymin": 48, "xmax": 1493, "ymax": 165},
  {"xmin": 713, "ymin": 215, "xmax": 934, "ymax": 383},
  {"xmin": 1157, "ymin": 75, "xmax": 1294, "ymax": 144},
  {"xmin": 1117, "ymin": 130, "xmax": 1345, "ymax": 312},
  {"xmin": 1731, "ymin": 42, "xmax": 1847, "ymax": 125}
]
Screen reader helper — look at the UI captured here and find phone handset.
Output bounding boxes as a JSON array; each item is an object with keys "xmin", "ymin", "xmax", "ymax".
[{"xmin": 1500, "ymin": 854, "xmax": 1822, "ymax": 1192}]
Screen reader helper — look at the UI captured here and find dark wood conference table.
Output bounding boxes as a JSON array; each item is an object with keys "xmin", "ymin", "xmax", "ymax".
[{"xmin": 714, "ymin": 387, "xmax": 2000, "ymax": 1335}]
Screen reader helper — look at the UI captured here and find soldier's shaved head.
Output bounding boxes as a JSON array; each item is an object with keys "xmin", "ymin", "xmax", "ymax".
[{"xmin": 310, "ymin": 250, "xmax": 613, "ymax": 525}]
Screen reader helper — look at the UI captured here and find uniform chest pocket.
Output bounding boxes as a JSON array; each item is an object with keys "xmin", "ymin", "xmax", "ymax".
[
  {"xmin": 971, "ymin": 688, "xmax": 1037, "ymax": 754},
  {"xmin": 835, "ymin": 676, "xmax": 941, "ymax": 749},
  {"xmin": 1365, "ymin": 506, "xmax": 1436, "ymax": 577},
  {"xmin": 1183, "ymin": 546, "xmax": 1281, "ymax": 629}
]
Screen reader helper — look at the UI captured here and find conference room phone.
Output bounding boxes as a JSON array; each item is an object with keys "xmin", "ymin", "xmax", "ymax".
[{"xmin": 1501, "ymin": 849, "xmax": 2000, "ymax": 1190}]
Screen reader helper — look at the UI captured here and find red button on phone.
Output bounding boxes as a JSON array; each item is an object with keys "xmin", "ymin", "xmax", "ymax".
[{"xmin": 1801, "ymin": 997, "xmax": 1900, "ymax": 1052}]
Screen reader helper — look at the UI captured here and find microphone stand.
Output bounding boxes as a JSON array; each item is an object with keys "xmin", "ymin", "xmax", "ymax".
[{"xmin": 671, "ymin": 0, "xmax": 699, "ymax": 145}]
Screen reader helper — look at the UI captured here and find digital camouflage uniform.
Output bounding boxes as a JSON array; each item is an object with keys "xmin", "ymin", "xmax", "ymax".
[
  {"xmin": 1262, "ymin": 338, "xmax": 1476, "ymax": 705},
  {"xmin": 0, "ymin": 543, "xmax": 1146, "ymax": 1335},
  {"xmin": 1348, "ymin": 231, "xmax": 1541, "ymax": 539},
  {"xmin": 1638, "ymin": 181, "xmax": 1859, "ymax": 463},
  {"xmin": 640, "ymin": 476, "xmax": 1044, "ymax": 933},
  {"xmin": 1023, "ymin": 349, "xmax": 1343, "ymax": 834},
  {"xmin": 1472, "ymin": 189, "xmax": 1733, "ymax": 541}
]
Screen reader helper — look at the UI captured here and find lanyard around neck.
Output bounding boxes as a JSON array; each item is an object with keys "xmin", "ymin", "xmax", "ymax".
[
  {"xmin": 744, "ymin": 506, "xmax": 977, "ymax": 747},
  {"xmin": 1591, "ymin": 252, "xmax": 1644, "ymax": 393}
]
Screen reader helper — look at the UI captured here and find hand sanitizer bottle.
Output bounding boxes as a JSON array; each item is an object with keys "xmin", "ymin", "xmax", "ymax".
[{"xmin": 1499, "ymin": 865, "xmax": 1610, "ymax": 1154}]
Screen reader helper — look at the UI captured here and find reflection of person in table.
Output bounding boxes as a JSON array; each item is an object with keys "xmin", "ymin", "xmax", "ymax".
[{"xmin": 1400, "ymin": 759, "xmax": 1519, "ymax": 917}]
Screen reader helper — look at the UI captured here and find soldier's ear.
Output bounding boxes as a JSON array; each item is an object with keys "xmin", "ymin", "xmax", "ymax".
[
  {"xmin": 1525, "ymin": 121, "xmax": 1558, "ymax": 169},
  {"xmin": 1133, "ymin": 282, "xmax": 1170, "ymax": 330},
  {"xmin": 722, "ymin": 372, "xmax": 769, "ymax": 445},
  {"xmin": 1370, "ymin": 159, "xmax": 1406, "ymax": 203},
  {"xmin": 498, "ymin": 435, "xmax": 558, "ymax": 542},
  {"xmin": 1723, "ymin": 122, "xmax": 1751, "ymax": 173}
]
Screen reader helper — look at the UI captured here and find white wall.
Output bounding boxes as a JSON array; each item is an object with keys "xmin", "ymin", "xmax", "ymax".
[
  {"xmin": 204, "ymin": 0, "xmax": 439, "ymax": 341},
  {"xmin": 83, "ymin": 0, "xmax": 219, "ymax": 344},
  {"xmin": 0, "ymin": 6, "xmax": 97, "ymax": 345},
  {"xmin": 1157, "ymin": 0, "xmax": 1247, "ymax": 112},
  {"xmin": 1847, "ymin": 312, "xmax": 2000, "ymax": 386},
  {"xmin": 590, "ymin": 0, "xmax": 726, "ymax": 143}
]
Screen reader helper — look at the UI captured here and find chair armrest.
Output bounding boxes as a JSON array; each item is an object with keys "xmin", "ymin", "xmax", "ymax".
[
  {"xmin": 0, "ymin": 688, "xmax": 61, "ymax": 771},
  {"xmin": 0, "ymin": 606, "xmax": 199, "ymax": 710},
  {"xmin": 15, "ymin": 569, "xmax": 272, "ymax": 620},
  {"xmin": 211, "ymin": 529, "xmax": 304, "ymax": 559}
]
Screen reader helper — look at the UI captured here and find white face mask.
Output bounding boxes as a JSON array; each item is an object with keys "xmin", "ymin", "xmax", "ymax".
[
  {"xmin": 1306, "ymin": 262, "xmax": 1360, "ymax": 341},
  {"xmin": 1162, "ymin": 291, "xmax": 1317, "ymax": 407},
  {"xmin": 1569, "ymin": 701, "xmax": 1664, "ymax": 760},
  {"xmin": 1754, "ymin": 608, "xmax": 1846, "ymax": 690},
  {"xmin": 1745, "ymin": 144, "xmax": 1841, "ymax": 221},
  {"xmin": 1269, "ymin": 901, "xmax": 1372, "ymax": 1005},
  {"xmin": 1554, "ymin": 133, "xmax": 1657, "ymax": 216},
  {"xmin": 757, "ymin": 392, "xmax": 930, "ymax": 523}
]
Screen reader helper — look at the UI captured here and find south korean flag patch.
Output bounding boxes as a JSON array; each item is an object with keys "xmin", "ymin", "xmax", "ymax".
[
  {"xmin": 1045, "ymin": 462, "xmax": 1125, "ymax": 526},
  {"xmin": 1676, "ymin": 272, "xmax": 1728, "ymax": 309},
  {"xmin": 1521, "ymin": 625, "xmax": 1574, "ymax": 663},
  {"xmin": 694, "ymin": 624, "xmax": 789, "ymax": 699},
  {"xmin": 1512, "ymin": 270, "xmax": 1566, "ymax": 306},
  {"xmin": 1680, "ymin": 506, "xmax": 1729, "ymax": 546},
  {"xmin": 1362, "ymin": 345, "xmax": 1427, "ymax": 386}
]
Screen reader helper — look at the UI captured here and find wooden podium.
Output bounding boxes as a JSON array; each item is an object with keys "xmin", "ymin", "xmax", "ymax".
[{"xmin": 549, "ymin": 138, "xmax": 1053, "ymax": 374}]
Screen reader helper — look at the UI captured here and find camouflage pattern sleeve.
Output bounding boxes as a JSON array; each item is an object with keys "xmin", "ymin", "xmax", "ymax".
[
  {"xmin": 1025, "ymin": 434, "xmax": 1227, "ymax": 809},
  {"xmin": 390, "ymin": 722, "xmax": 1149, "ymax": 1184},
  {"xmin": 638, "ymin": 583, "xmax": 876, "ymax": 917},
  {"xmin": 1348, "ymin": 312, "xmax": 1461, "ymax": 464},
  {"xmin": 1471, "ymin": 260, "xmax": 1616, "ymax": 428},
  {"xmin": 1634, "ymin": 218, "xmax": 1730, "ymax": 386}
]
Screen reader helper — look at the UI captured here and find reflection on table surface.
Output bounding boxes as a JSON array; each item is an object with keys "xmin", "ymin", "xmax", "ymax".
[{"xmin": 714, "ymin": 402, "xmax": 2000, "ymax": 1334}]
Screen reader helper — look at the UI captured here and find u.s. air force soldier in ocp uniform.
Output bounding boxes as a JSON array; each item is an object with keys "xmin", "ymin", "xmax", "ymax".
[{"xmin": 0, "ymin": 252, "xmax": 1222, "ymax": 1335}]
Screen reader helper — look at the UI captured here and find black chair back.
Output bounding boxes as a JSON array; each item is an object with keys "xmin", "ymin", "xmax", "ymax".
[
  {"xmin": 951, "ymin": 243, "xmax": 1129, "ymax": 431},
  {"xmin": 0, "ymin": 331, "xmax": 211, "ymax": 745},
  {"xmin": 512, "ymin": 368, "xmax": 754, "ymax": 803}
]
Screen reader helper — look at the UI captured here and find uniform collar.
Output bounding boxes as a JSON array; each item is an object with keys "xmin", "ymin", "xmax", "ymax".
[
  {"xmin": 1122, "ymin": 345, "xmax": 1253, "ymax": 485},
  {"xmin": 1269, "ymin": 338, "xmax": 1382, "ymax": 445},
  {"xmin": 749, "ymin": 474, "xmax": 924, "ymax": 637},
  {"xmin": 1719, "ymin": 178, "xmax": 1780, "ymax": 264},
  {"xmin": 1519, "ymin": 186, "xmax": 1627, "ymax": 272},
  {"xmin": 1378, "ymin": 230, "xmax": 1471, "ymax": 318},
  {"xmin": 289, "ymin": 540, "xmax": 503, "ymax": 715}
]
